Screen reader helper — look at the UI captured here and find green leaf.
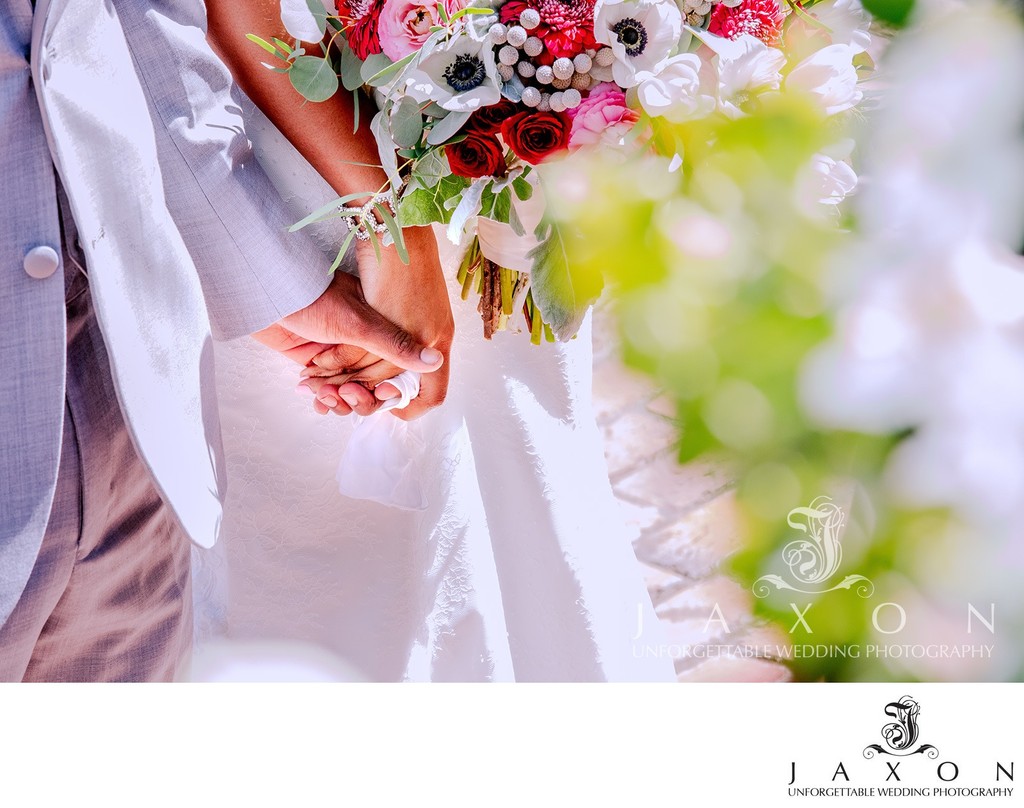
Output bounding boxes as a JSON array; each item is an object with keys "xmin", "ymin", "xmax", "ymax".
[
  {"xmin": 364, "ymin": 51, "xmax": 417, "ymax": 87},
  {"xmin": 492, "ymin": 186, "xmax": 512, "ymax": 225},
  {"xmin": 426, "ymin": 111, "xmax": 472, "ymax": 145},
  {"xmin": 338, "ymin": 38, "xmax": 366, "ymax": 91},
  {"xmin": 507, "ymin": 194, "xmax": 525, "ymax": 237},
  {"xmin": 376, "ymin": 203, "xmax": 410, "ymax": 264},
  {"xmin": 360, "ymin": 53, "xmax": 393, "ymax": 84},
  {"xmin": 399, "ymin": 187, "xmax": 445, "ymax": 226},
  {"xmin": 527, "ymin": 218, "xmax": 603, "ymax": 341},
  {"xmin": 288, "ymin": 55, "xmax": 338, "ymax": 102},
  {"xmin": 391, "ymin": 96, "xmax": 425, "ymax": 149},
  {"xmin": 411, "ymin": 149, "xmax": 452, "ymax": 189},
  {"xmin": 512, "ymin": 175, "xmax": 533, "ymax": 202},
  {"xmin": 280, "ymin": 0, "xmax": 328, "ymax": 41},
  {"xmin": 330, "ymin": 226, "xmax": 358, "ymax": 274},
  {"xmin": 479, "ymin": 184, "xmax": 495, "ymax": 219},
  {"xmin": 371, "ymin": 108, "xmax": 402, "ymax": 190},
  {"xmin": 448, "ymin": 6, "xmax": 499, "ymax": 20},
  {"xmin": 859, "ymin": 0, "xmax": 914, "ymax": 26},
  {"xmin": 421, "ymin": 102, "xmax": 450, "ymax": 118},
  {"xmin": 398, "ymin": 174, "xmax": 469, "ymax": 226},
  {"xmin": 272, "ymin": 37, "xmax": 294, "ymax": 55},
  {"xmin": 367, "ymin": 225, "xmax": 383, "ymax": 264},
  {"xmin": 246, "ymin": 34, "xmax": 280, "ymax": 56},
  {"xmin": 289, "ymin": 192, "xmax": 377, "ymax": 232}
]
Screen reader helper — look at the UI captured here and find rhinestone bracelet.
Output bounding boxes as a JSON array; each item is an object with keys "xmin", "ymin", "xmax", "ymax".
[{"xmin": 338, "ymin": 192, "xmax": 397, "ymax": 245}]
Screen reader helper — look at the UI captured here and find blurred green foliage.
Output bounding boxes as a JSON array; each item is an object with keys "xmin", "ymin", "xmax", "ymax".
[
  {"xmin": 861, "ymin": 0, "xmax": 916, "ymax": 27},
  {"xmin": 555, "ymin": 90, "xmax": 959, "ymax": 681}
]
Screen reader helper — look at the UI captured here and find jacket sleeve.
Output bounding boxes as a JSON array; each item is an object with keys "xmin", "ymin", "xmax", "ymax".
[{"xmin": 112, "ymin": 0, "xmax": 334, "ymax": 339}]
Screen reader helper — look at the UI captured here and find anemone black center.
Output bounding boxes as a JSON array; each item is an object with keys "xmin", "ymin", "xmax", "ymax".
[
  {"xmin": 612, "ymin": 17, "xmax": 648, "ymax": 57},
  {"xmin": 444, "ymin": 54, "xmax": 487, "ymax": 92}
]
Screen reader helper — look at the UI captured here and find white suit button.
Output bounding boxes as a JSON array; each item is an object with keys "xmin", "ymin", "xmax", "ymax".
[{"xmin": 23, "ymin": 245, "xmax": 60, "ymax": 279}]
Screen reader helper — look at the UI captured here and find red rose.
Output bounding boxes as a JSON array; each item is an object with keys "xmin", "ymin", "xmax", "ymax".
[
  {"xmin": 500, "ymin": 110, "xmax": 571, "ymax": 165},
  {"xmin": 468, "ymin": 100, "xmax": 522, "ymax": 136},
  {"xmin": 340, "ymin": 0, "xmax": 385, "ymax": 60},
  {"xmin": 445, "ymin": 132, "xmax": 507, "ymax": 179}
]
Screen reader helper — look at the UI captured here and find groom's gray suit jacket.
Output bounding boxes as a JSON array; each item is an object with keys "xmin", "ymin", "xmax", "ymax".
[{"xmin": 1, "ymin": 0, "xmax": 334, "ymax": 625}]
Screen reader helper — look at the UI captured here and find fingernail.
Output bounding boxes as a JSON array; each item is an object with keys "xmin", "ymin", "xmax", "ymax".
[
  {"xmin": 295, "ymin": 383, "xmax": 312, "ymax": 396},
  {"xmin": 420, "ymin": 347, "xmax": 442, "ymax": 365},
  {"xmin": 320, "ymin": 395, "xmax": 339, "ymax": 408},
  {"xmin": 341, "ymin": 394, "xmax": 359, "ymax": 408},
  {"xmin": 377, "ymin": 386, "xmax": 399, "ymax": 401},
  {"xmin": 299, "ymin": 367, "xmax": 313, "ymax": 379}
]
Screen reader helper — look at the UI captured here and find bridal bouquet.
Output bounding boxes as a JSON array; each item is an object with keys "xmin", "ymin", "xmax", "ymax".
[{"xmin": 254, "ymin": 0, "xmax": 872, "ymax": 341}]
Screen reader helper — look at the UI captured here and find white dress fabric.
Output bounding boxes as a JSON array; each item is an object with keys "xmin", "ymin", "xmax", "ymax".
[{"xmin": 191, "ymin": 105, "xmax": 675, "ymax": 682}]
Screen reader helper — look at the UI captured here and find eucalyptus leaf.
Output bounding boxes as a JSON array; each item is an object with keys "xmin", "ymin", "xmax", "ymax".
[
  {"xmin": 391, "ymin": 96, "xmax": 425, "ymax": 148},
  {"xmin": 338, "ymin": 38, "xmax": 365, "ymax": 91},
  {"xmin": 330, "ymin": 226, "xmax": 358, "ymax": 274},
  {"xmin": 246, "ymin": 34, "xmax": 279, "ymax": 56},
  {"xmin": 371, "ymin": 109, "xmax": 402, "ymax": 189},
  {"xmin": 360, "ymin": 53, "xmax": 393, "ymax": 84},
  {"xmin": 527, "ymin": 219, "xmax": 603, "ymax": 341},
  {"xmin": 376, "ymin": 204, "xmax": 410, "ymax": 264},
  {"xmin": 421, "ymin": 102, "xmax": 449, "ymax": 118},
  {"xmin": 280, "ymin": 0, "xmax": 328, "ymax": 41},
  {"xmin": 365, "ymin": 51, "xmax": 417, "ymax": 87},
  {"xmin": 426, "ymin": 110, "xmax": 472, "ymax": 145},
  {"xmin": 288, "ymin": 55, "xmax": 338, "ymax": 102},
  {"xmin": 289, "ymin": 192, "xmax": 374, "ymax": 232}
]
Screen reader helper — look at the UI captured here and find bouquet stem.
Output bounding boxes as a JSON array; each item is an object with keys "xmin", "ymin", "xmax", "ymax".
[{"xmin": 458, "ymin": 235, "xmax": 551, "ymax": 342}]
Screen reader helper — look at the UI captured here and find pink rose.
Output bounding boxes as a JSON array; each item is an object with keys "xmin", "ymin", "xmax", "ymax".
[
  {"xmin": 566, "ymin": 83, "xmax": 641, "ymax": 149},
  {"xmin": 379, "ymin": 0, "xmax": 467, "ymax": 61}
]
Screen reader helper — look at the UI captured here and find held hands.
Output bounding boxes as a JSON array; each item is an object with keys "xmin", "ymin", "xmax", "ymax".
[{"xmin": 254, "ymin": 226, "xmax": 454, "ymax": 420}]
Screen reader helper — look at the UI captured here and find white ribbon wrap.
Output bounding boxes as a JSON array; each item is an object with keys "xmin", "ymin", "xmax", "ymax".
[
  {"xmin": 336, "ymin": 371, "xmax": 427, "ymax": 511},
  {"xmin": 474, "ymin": 184, "xmax": 547, "ymax": 272}
]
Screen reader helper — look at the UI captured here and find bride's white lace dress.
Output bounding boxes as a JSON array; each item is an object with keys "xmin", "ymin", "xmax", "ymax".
[{"xmin": 191, "ymin": 102, "xmax": 674, "ymax": 682}]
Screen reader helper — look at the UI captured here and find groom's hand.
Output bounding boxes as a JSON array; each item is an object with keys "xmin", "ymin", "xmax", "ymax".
[{"xmin": 252, "ymin": 270, "xmax": 444, "ymax": 416}]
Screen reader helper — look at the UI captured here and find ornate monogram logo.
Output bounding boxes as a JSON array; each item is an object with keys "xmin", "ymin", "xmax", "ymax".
[
  {"xmin": 863, "ymin": 696, "xmax": 940, "ymax": 759},
  {"xmin": 752, "ymin": 495, "xmax": 875, "ymax": 599}
]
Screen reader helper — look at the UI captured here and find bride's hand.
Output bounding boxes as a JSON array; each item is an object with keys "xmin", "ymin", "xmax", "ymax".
[
  {"xmin": 306, "ymin": 227, "xmax": 454, "ymax": 421},
  {"xmin": 254, "ymin": 269, "xmax": 445, "ymax": 416}
]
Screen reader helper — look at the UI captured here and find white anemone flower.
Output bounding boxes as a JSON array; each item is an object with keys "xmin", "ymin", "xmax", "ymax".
[
  {"xmin": 403, "ymin": 34, "xmax": 502, "ymax": 111},
  {"xmin": 701, "ymin": 32, "xmax": 785, "ymax": 118},
  {"xmin": 636, "ymin": 53, "xmax": 715, "ymax": 122},
  {"xmin": 594, "ymin": 0, "xmax": 683, "ymax": 88},
  {"xmin": 785, "ymin": 43, "xmax": 862, "ymax": 116}
]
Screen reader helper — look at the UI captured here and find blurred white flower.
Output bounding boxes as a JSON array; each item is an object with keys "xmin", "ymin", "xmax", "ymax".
[
  {"xmin": 785, "ymin": 43, "xmax": 862, "ymax": 116},
  {"xmin": 595, "ymin": 0, "xmax": 683, "ymax": 87},
  {"xmin": 808, "ymin": 0, "xmax": 872, "ymax": 54},
  {"xmin": 702, "ymin": 32, "xmax": 785, "ymax": 117},
  {"xmin": 799, "ymin": 1, "xmax": 1024, "ymax": 533},
  {"xmin": 796, "ymin": 150, "xmax": 858, "ymax": 217},
  {"xmin": 636, "ymin": 53, "xmax": 716, "ymax": 121}
]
